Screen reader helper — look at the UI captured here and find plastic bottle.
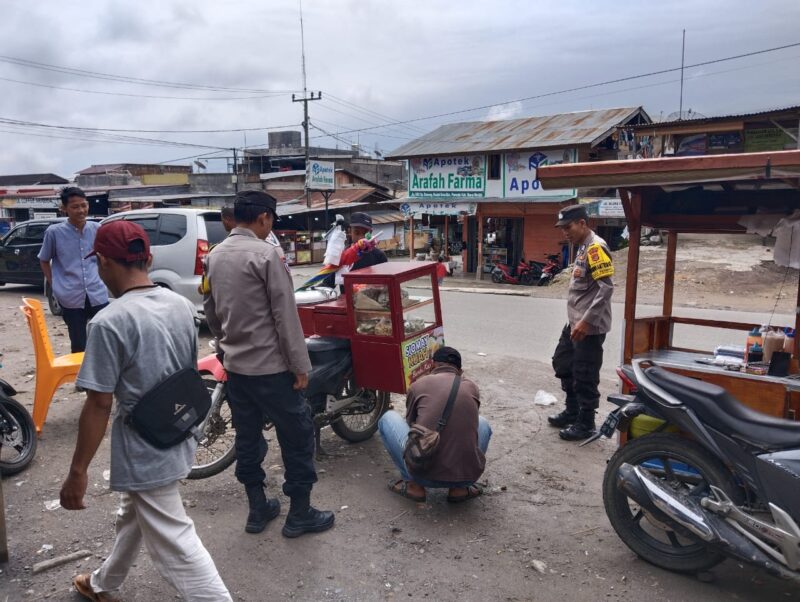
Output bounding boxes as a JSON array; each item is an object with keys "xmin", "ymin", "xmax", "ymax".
[
  {"xmin": 748, "ymin": 342, "xmax": 764, "ymax": 363},
  {"xmin": 763, "ymin": 330, "xmax": 785, "ymax": 364},
  {"xmin": 784, "ymin": 328, "xmax": 796, "ymax": 356},
  {"xmin": 745, "ymin": 327, "xmax": 763, "ymax": 362}
]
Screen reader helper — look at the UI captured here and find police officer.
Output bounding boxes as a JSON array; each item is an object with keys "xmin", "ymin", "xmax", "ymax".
[
  {"xmin": 204, "ymin": 190, "xmax": 335, "ymax": 537},
  {"xmin": 548, "ymin": 204, "xmax": 614, "ymax": 441}
]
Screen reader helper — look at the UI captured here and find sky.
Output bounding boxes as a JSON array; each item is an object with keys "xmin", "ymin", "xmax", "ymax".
[{"xmin": 0, "ymin": 0, "xmax": 798, "ymax": 177}]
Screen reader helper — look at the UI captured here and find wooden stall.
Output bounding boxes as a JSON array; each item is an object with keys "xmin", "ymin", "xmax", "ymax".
[{"xmin": 539, "ymin": 150, "xmax": 800, "ymax": 420}]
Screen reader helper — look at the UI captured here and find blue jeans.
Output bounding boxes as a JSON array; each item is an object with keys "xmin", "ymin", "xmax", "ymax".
[{"xmin": 378, "ymin": 410, "xmax": 492, "ymax": 488}]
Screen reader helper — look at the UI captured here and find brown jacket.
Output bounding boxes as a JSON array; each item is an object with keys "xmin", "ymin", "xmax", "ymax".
[
  {"xmin": 204, "ymin": 227, "xmax": 311, "ymax": 376},
  {"xmin": 405, "ymin": 365, "xmax": 485, "ymax": 483}
]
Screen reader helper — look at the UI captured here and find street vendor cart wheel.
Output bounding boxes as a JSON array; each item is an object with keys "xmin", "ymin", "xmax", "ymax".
[
  {"xmin": 602, "ymin": 433, "xmax": 741, "ymax": 573},
  {"xmin": 330, "ymin": 385, "xmax": 390, "ymax": 443}
]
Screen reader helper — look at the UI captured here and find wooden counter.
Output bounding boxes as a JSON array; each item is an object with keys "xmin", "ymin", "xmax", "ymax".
[{"xmin": 636, "ymin": 349, "xmax": 800, "ymax": 419}]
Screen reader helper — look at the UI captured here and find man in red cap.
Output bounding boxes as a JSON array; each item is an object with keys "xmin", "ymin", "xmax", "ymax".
[{"xmin": 60, "ymin": 220, "xmax": 231, "ymax": 601}]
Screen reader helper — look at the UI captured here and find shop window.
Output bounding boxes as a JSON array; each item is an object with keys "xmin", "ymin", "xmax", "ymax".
[{"xmin": 489, "ymin": 154, "xmax": 501, "ymax": 180}]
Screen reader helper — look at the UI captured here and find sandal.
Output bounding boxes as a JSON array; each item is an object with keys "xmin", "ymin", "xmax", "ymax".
[
  {"xmin": 388, "ymin": 479, "xmax": 426, "ymax": 502},
  {"xmin": 73, "ymin": 574, "xmax": 120, "ymax": 602},
  {"xmin": 447, "ymin": 484, "xmax": 483, "ymax": 503}
]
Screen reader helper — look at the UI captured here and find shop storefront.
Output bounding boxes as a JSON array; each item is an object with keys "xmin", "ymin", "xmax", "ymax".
[{"xmin": 274, "ymin": 230, "xmax": 313, "ymax": 265}]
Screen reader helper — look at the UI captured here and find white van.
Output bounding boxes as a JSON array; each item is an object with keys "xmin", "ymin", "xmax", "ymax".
[{"xmin": 102, "ymin": 208, "xmax": 226, "ymax": 316}]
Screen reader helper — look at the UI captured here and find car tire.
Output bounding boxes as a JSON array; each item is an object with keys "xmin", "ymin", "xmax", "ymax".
[{"xmin": 45, "ymin": 282, "xmax": 63, "ymax": 316}]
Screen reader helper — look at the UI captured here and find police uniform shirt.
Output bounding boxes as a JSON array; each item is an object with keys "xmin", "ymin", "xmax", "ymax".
[{"xmin": 567, "ymin": 231, "xmax": 614, "ymax": 335}]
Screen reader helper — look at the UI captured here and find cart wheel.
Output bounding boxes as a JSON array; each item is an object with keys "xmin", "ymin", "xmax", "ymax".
[{"xmin": 331, "ymin": 390, "xmax": 390, "ymax": 443}]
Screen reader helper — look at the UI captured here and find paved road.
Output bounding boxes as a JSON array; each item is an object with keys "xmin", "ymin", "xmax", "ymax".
[{"xmin": 437, "ymin": 290, "xmax": 793, "ymax": 377}]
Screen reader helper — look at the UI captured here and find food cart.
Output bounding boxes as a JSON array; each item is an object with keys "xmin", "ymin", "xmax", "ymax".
[
  {"xmin": 297, "ymin": 261, "xmax": 444, "ymax": 394},
  {"xmin": 538, "ymin": 150, "xmax": 800, "ymax": 421}
]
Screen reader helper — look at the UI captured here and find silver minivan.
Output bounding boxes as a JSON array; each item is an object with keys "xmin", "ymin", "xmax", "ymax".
[{"xmin": 102, "ymin": 208, "xmax": 226, "ymax": 315}]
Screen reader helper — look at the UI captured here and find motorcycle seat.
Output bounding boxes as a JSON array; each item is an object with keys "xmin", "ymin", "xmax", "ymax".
[
  {"xmin": 306, "ymin": 336, "xmax": 351, "ymax": 354},
  {"xmin": 645, "ymin": 366, "xmax": 800, "ymax": 450}
]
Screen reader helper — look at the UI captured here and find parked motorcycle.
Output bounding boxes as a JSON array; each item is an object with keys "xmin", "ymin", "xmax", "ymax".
[
  {"xmin": 189, "ymin": 336, "xmax": 390, "ymax": 479},
  {"xmin": 537, "ymin": 254, "xmax": 563, "ymax": 286},
  {"xmin": 490, "ymin": 259, "xmax": 541, "ymax": 286},
  {"xmin": 0, "ymin": 355, "xmax": 37, "ymax": 476},
  {"xmin": 586, "ymin": 359, "xmax": 800, "ymax": 583}
]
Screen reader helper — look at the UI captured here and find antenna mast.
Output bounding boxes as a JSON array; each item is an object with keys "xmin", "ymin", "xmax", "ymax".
[{"xmin": 679, "ymin": 29, "xmax": 686, "ymax": 119}]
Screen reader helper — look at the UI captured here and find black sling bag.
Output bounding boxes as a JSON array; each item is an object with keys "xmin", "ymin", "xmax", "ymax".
[{"xmin": 125, "ymin": 368, "xmax": 211, "ymax": 449}]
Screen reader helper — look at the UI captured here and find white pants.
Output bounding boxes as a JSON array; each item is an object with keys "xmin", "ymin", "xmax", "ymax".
[{"xmin": 91, "ymin": 482, "xmax": 231, "ymax": 601}]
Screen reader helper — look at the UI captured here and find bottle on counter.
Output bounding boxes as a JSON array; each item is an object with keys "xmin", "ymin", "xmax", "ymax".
[
  {"xmin": 784, "ymin": 328, "xmax": 796, "ymax": 357},
  {"xmin": 746, "ymin": 327, "xmax": 763, "ymax": 362},
  {"xmin": 748, "ymin": 342, "xmax": 764, "ymax": 363},
  {"xmin": 763, "ymin": 330, "xmax": 786, "ymax": 364}
]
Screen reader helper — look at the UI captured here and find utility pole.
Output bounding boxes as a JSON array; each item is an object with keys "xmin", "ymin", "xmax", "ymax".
[
  {"xmin": 679, "ymin": 29, "xmax": 686, "ymax": 120},
  {"xmin": 232, "ymin": 147, "xmax": 239, "ymax": 193},
  {"xmin": 293, "ymin": 91, "xmax": 321, "ymax": 208}
]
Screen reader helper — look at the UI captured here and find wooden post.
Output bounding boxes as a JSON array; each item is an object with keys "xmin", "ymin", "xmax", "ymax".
[
  {"xmin": 663, "ymin": 231, "xmax": 678, "ymax": 317},
  {"xmin": 444, "ymin": 214, "xmax": 450, "ymax": 258},
  {"xmin": 475, "ymin": 208, "xmax": 484, "ymax": 281},
  {"xmin": 409, "ymin": 216, "xmax": 415, "ymax": 259},
  {"xmin": 795, "ymin": 269, "xmax": 800, "ymax": 358},
  {"xmin": 622, "ymin": 189, "xmax": 641, "ymax": 364},
  {"xmin": 0, "ymin": 477, "xmax": 8, "ymax": 563}
]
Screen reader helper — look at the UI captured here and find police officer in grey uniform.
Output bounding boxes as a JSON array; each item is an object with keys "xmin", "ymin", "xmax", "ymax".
[
  {"xmin": 204, "ymin": 191, "xmax": 335, "ymax": 538},
  {"xmin": 548, "ymin": 205, "xmax": 614, "ymax": 441}
]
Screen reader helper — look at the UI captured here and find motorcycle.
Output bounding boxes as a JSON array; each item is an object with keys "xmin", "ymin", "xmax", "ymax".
[
  {"xmin": 537, "ymin": 254, "xmax": 563, "ymax": 286},
  {"xmin": 189, "ymin": 327, "xmax": 390, "ymax": 480},
  {"xmin": 0, "ymin": 354, "xmax": 37, "ymax": 476},
  {"xmin": 586, "ymin": 359, "xmax": 800, "ymax": 583},
  {"xmin": 490, "ymin": 259, "xmax": 541, "ymax": 286}
]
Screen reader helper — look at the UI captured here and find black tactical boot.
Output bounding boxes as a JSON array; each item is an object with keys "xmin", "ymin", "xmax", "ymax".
[
  {"xmin": 547, "ymin": 395, "xmax": 579, "ymax": 428},
  {"xmin": 282, "ymin": 495, "xmax": 335, "ymax": 538},
  {"xmin": 559, "ymin": 410, "xmax": 597, "ymax": 441},
  {"xmin": 245, "ymin": 483, "xmax": 281, "ymax": 534}
]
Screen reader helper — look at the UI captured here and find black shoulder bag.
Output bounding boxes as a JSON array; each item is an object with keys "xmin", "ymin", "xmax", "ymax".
[
  {"xmin": 403, "ymin": 375, "xmax": 461, "ymax": 473},
  {"xmin": 125, "ymin": 367, "xmax": 211, "ymax": 449}
]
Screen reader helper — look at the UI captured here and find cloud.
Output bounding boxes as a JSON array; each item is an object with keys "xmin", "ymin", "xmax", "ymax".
[
  {"xmin": 486, "ymin": 101, "xmax": 524, "ymax": 122},
  {"xmin": 0, "ymin": 0, "xmax": 797, "ymax": 175}
]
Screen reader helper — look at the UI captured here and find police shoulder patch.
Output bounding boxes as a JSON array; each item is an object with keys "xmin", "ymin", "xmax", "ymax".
[{"xmin": 586, "ymin": 243, "xmax": 613, "ymax": 280}]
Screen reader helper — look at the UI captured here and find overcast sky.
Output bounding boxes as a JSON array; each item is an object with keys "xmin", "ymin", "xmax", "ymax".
[{"xmin": 0, "ymin": 0, "xmax": 798, "ymax": 177}]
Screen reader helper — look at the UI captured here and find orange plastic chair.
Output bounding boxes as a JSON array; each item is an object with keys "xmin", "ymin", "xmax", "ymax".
[{"xmin": 20, "ymin": 297, "xmax": 84, "ymax": 434}]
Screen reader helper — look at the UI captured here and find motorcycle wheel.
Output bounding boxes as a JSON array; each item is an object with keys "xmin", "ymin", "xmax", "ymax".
[
  {"xmin": 330, "ymin": 387, "xmax": 390, "ymax": 443},
  {"xmin": 520, "ymin": 271, "xmax": 536, "ymax": 286},
  {"xmin": 187, "ymin": 379, "xmax": 237, "ymax": 480},
  {"xmin": 491, "ymin": 271, "xmax": 503, "ymax": 284},
  {"xmin": 0, "ymin": 395, "xmax": 38, "ymax": 477},
  {"xmin": 46, "ymin": 282, "xmax": 63, "ymax": 317},
  {"xmin": 603, "ymin": 433, "xmax": 740, "ymax": 573}
]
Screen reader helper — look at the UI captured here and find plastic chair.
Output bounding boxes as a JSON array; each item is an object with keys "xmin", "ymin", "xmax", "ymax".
[{"xmin": 20, "ymin": 297, "xmax": 84, "ymax": 434}]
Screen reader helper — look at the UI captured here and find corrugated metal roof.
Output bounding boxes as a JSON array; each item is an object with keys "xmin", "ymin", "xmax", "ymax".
[
  {"xmin": 387, "ymin": 107, "xmax": 646, "ymax": 158},
  {"xmin": 625, "ymin": 105, "xmax": 800, "ymax": 130}
]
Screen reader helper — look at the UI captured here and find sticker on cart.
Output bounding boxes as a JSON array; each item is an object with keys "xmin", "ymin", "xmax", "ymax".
[{"xmin": 401, "ymin": 327, "xmax": 445, "ymax": 389}]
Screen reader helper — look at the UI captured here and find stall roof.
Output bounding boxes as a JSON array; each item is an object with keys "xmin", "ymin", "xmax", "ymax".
[
  {"xmin": 537, "ymin": 150, "xmax": 800, "ymax": 190},
  {"xmin": 387, "ymin": 107, "xmax": 648, "ymax": 158},
  {"xmin": 622, "ymin": 104, "xmax": 800, "ymax": 131}
]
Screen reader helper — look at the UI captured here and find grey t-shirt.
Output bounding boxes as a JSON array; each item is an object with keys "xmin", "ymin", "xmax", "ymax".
[{"xmin": 76, "ymin": 286, "xmax": 199, "ymax": 492}]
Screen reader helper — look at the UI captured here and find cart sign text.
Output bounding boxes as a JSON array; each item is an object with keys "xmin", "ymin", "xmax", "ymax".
[
  {"xmin": 409, "ymin": 155, "xmax": 485, "ymax": 198},
  {"xmin": 401, "ymin": 326, "xmax": 445, "ymax": 388}
]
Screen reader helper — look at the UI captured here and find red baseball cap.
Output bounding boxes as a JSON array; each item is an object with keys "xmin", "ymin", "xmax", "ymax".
[{"xmin": 85, "ymin": 220, "xmax": 151, "ymax": 261}]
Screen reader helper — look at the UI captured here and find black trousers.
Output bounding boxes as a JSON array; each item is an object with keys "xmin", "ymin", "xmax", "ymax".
[
  {"xmin": 61, "ymin": 297, "xmax": 108, "ymax": 353},
  {"xmin": 227, "ymin": 371, "xmax": 317, "ymax": 499},
  {"xmin": 551, "ymin": 324, "xmax": 606, "ymax": 413}
]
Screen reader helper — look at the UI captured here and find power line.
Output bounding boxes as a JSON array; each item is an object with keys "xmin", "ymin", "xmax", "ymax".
[
  {"xmin": 324, "ymin": 94, "xmax": 428, "ymax": 134},
  {"xmin": 0, "ymin": 118, "xmax": 229, "ymax": 150},
  {"xmin": 0, "ymin": 75, "xmax": 288, "ymax": 101},
  {"xmin": 0, "ymin": 54, "xmax": 301, "ymax": 94},
  {"xmin": 0, "ymin": 115, "xmax": 300, "ymax": 136},
  {"xmin": 320, "ymin": 41, "xmax": 800, "ymax": 137}
]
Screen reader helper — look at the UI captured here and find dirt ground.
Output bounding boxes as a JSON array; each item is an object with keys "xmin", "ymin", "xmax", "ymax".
[
  {"xmin": 1, "ymin": 277, "xmax": 799, "ymax": 601},
  {"xmin": 536, "ymin": 233, "xmax": 800, "ymax": 315}
]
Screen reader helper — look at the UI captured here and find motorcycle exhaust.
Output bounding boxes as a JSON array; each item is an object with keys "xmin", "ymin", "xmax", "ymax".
[{"xmin": 616, "ymin": 463, "xmax": 800, "ymax": 582}]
